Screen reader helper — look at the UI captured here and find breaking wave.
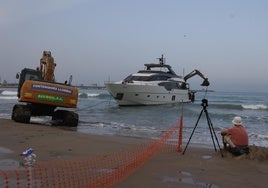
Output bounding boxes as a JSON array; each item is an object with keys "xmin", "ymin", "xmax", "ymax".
[
  {"xmin": 1, "ymin": 90, "xmax": 17, "ymax": 96},
  {"xmin": 209, "ymin": 103, "xmax": 268, "ymax": 110},
  {"xmin": 79, "ymin": 93, "xmax": 100, "ymax": 98},
  {"xmin": 242, "ymin": 104, "xmax": 268, "ymax": 110},
  {"xmin": 0, "ymin": 96, "xmax": 17, "ymax": 100},
  {"xmin": 210, "ymin": 103, "xmax": 243, "ymax": 110},
  {"xmin": 79, "ymin": 92, "xmax": 110, "ymax": 99},
  {"xmin": 0, "ymin": 90, "xmax": 17, "ymax": 100}
]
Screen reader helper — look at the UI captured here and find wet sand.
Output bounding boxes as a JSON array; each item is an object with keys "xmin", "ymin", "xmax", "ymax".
[{"xmin": 1, "ymin": 118, "xmax": 268, "ymax": 187}]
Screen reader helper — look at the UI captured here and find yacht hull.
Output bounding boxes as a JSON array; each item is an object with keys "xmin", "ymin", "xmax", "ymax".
[{"xmin": 105, "ymin": 82, "xmax": 191, "ymax": 106}]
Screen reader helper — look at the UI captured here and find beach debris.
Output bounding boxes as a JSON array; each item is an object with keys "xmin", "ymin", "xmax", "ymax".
[{"xmin": 20, "ymin": 148, "xmax": 36, "ymax": 167}]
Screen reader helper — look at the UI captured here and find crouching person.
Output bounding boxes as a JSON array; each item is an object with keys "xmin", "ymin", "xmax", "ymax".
[{"xmin": 221, "ymin": 116, "xmax": 249, "ymax": 156}]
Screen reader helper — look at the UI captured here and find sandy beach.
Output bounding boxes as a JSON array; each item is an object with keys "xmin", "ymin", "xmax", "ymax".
[{"xmin": 1, "ymin": 118, "xmax": 268, "ymax": 188}]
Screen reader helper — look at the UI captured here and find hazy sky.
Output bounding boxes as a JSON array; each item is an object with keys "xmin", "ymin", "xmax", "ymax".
[{"xmin": 1, "ymin": 0, "xmax": 267, "ymax": 92}]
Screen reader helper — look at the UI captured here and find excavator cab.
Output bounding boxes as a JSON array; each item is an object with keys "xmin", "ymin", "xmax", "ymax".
[{"xmin": 16, "ymin": 68, "xmax": 42, "ymax": 98}]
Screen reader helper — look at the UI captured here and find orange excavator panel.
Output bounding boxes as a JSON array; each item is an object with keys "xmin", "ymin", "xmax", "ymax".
[{"xmin": 19, "ymin": 80, "xmax": 78, "ymax": 108}]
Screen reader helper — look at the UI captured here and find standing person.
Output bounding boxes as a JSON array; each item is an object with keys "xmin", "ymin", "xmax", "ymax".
[
  {"xmin": 221, "ymin": 116, "xmax": 249, "ymax": 156},
  {"xmin": 40, "ymin": 51, "xmax": 56, "ymax": 82}
]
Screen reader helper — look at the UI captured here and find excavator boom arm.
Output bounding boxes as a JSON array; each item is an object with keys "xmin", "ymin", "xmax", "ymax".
[{"xmin": 184, "ymin": 69, "xmax": 210, "ymax": 86}]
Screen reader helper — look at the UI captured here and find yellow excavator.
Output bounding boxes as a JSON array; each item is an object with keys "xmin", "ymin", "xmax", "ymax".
[{"xmin": 12, "ymin": 51, "xmax": 79, "ymax": 126}]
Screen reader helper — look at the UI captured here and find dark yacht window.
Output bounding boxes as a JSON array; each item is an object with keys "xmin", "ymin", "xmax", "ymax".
[
  {"xmin": 123, "ymin": 75, "xmax": 171, "ymax": 82},
  {"xmin": 149, "ymin": 75, "xmax": 170, "ymax": 81},
  {"xmin": 158, "ymin": 82, "xmax": 179, "ymax": 91},
  {"xmin": 158, "ymin": 81, "xmax": 189, "ymax": 91},
  {"xmin": 123, "ymin": 75, "xmax": 151, "ymax": 82}
]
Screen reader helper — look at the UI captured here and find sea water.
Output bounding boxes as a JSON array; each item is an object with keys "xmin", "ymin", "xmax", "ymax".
[{"xmin": 0, "ymin": 87, "xmax": 268, "ymax": 147}]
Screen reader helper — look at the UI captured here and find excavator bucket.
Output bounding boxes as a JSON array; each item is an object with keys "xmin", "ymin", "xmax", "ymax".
[{"xmin": 201, "ymin": 78, "xmax": 210, "ymax": 86}]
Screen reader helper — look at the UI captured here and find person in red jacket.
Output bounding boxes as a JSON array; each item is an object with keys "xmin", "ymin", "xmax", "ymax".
[{"xmin": 221, "ymin": 116, "xmax": 249, "ymax": 156}]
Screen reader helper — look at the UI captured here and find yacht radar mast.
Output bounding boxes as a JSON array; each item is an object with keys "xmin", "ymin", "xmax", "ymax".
[{"xmin": 157, "ymin": 54, "xmax": 165, "ymax": 65}]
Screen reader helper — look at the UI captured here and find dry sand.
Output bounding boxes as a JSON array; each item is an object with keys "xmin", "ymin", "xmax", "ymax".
[{"xmin": 1, "ymin": 118, "xmax": 268, "ymax": 188}]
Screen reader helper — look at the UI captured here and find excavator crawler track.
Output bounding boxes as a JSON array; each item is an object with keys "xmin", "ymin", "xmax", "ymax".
[
  {"xmin": 52, "ymin": 110, "xmax": 79, "ymax": 127},
  {"xmin": 12, "ymin": 104, "xmax": 31, "ymax": 123}
]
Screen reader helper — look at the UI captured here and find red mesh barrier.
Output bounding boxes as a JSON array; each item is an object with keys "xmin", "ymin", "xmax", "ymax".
[{"xmin": 0, "ymin": 117, "xmax": 182, "ymax": 187}]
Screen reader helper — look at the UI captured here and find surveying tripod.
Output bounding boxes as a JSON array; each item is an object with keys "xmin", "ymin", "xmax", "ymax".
[{"xmin": 182, "ymin": 99, "xmax": 223, "ymax": 157}]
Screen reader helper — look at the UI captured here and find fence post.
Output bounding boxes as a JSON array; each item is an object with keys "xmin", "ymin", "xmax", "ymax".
[{"xmin": 177, "ymin": 102, "xmax": 184, "ymax": 152}]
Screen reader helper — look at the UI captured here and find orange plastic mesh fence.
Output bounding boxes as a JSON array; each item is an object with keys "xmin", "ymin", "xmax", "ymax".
[{"xmin": 0, "ymin": 119, "xmax": 182, "ymax": 188}]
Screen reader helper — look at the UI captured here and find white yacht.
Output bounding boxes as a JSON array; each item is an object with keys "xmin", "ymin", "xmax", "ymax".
[{"xmin": 105, "ymin": 55, "xmax": 209, "ymax": 106}]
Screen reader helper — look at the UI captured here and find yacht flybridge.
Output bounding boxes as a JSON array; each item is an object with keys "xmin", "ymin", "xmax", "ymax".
[{"xmin": 105, "ymin": 55, "xmax": 209, "ymax": 106}]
